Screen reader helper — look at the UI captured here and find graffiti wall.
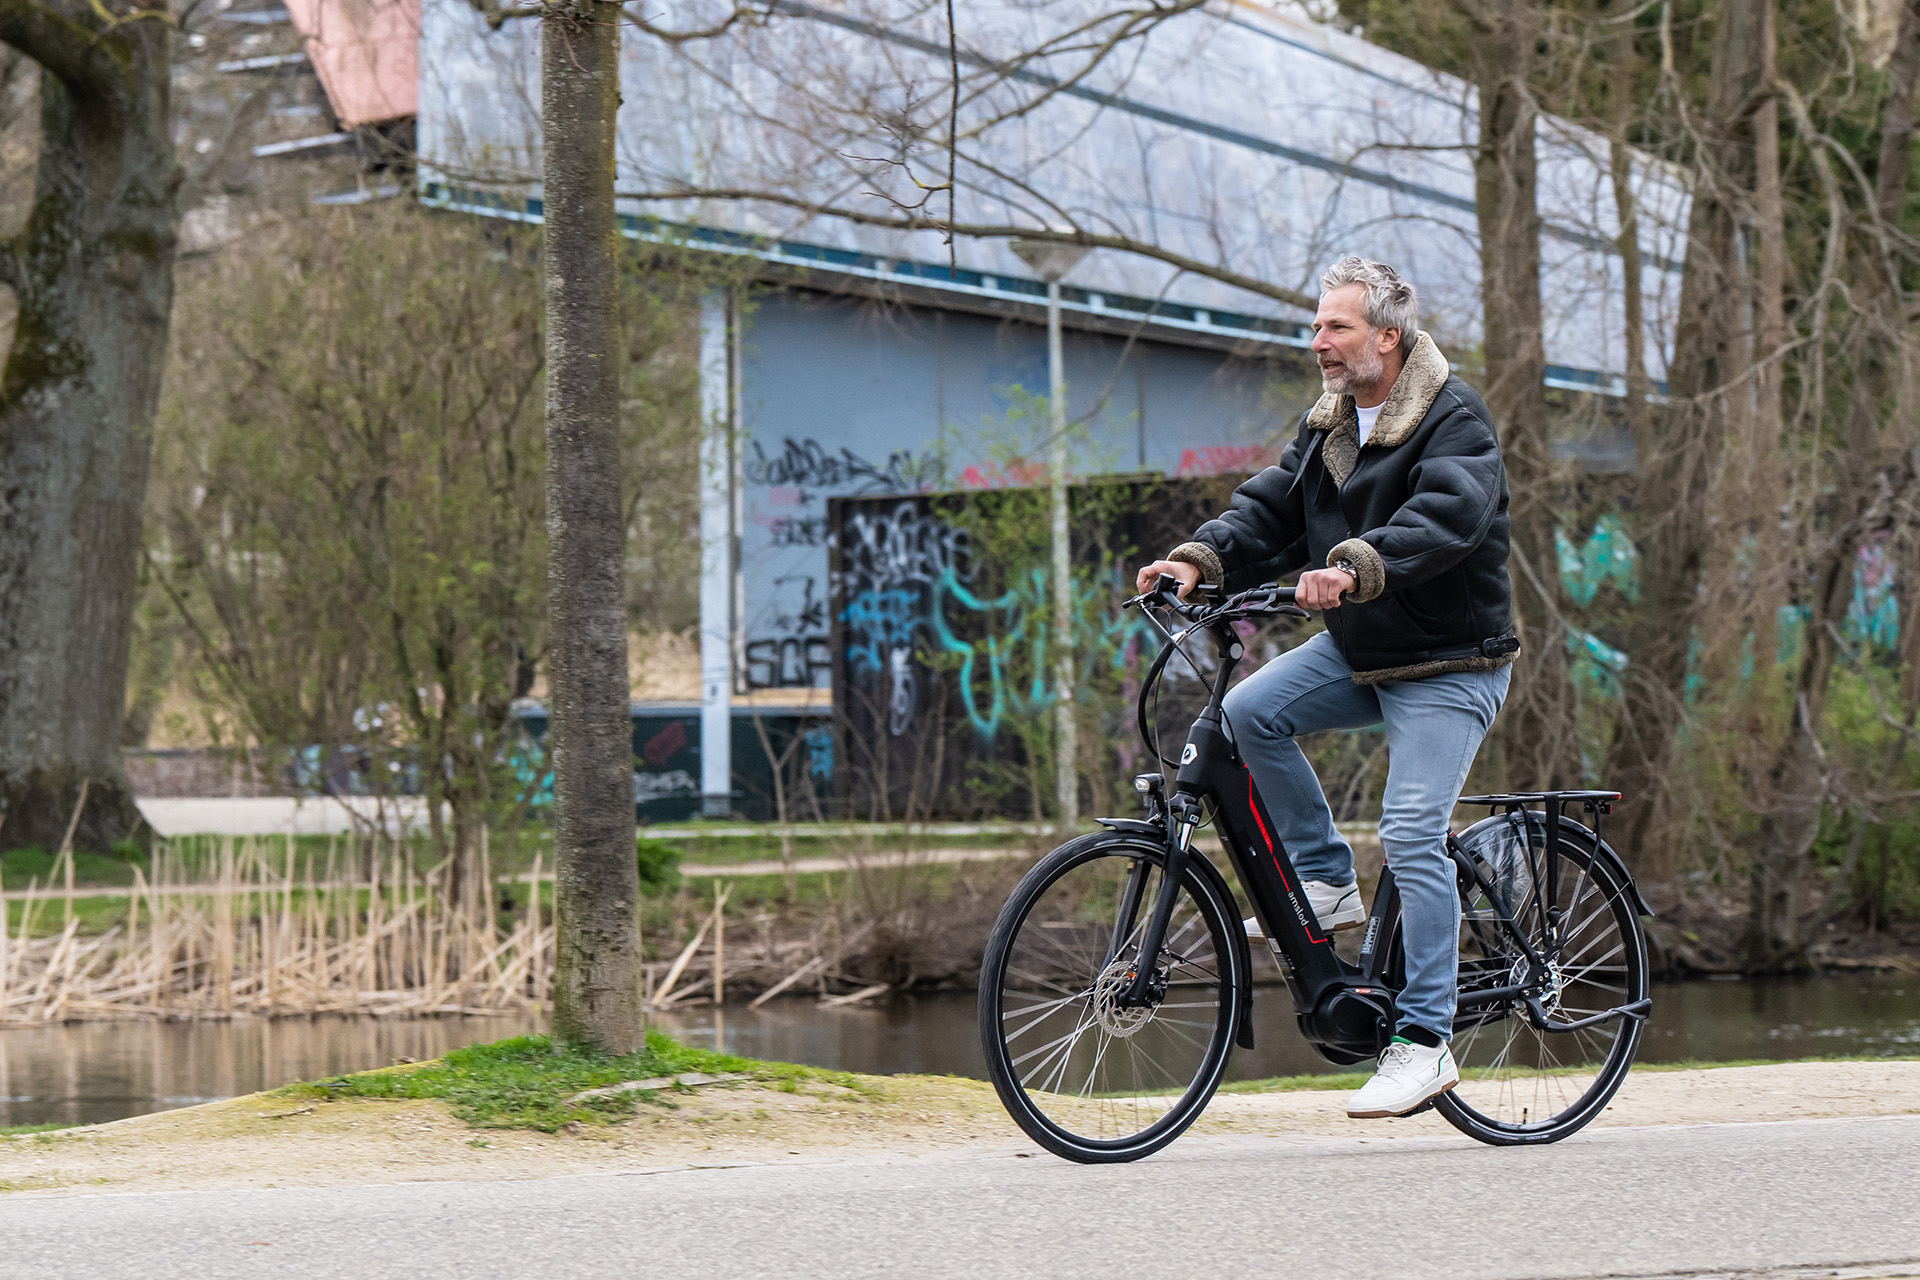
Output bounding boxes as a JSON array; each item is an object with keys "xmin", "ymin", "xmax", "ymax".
[
  {"xmin": 826, "ymin": 479, "xmax": 1241, "ymax": 820},
  {"xmin": 737, "ymin": 290, "xmax": 1314, "ymax": 693}
]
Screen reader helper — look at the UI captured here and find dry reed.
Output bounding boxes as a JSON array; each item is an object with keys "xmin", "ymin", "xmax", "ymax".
[{"xmin": 0, "ymin": 835, "xmax": 552, "ymax": 1025}]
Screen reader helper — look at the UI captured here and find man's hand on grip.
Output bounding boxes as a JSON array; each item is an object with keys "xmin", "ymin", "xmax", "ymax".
[
  {"xmin": 1297, "ymin": 567, "xmax": 1356, "ymax": 611},
  {"xmin": 1135, "ymin": 560, "xmax": 1201, "ymax": 598}
]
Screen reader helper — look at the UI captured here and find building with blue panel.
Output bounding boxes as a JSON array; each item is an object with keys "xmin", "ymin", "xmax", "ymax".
[{"xmin": 416, "ymin": 0, "xmax": 1687, "ymax": 816}]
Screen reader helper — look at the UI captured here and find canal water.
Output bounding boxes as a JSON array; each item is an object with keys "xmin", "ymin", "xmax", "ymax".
[{"xmin": 2, "ymin": 974, "xmax": 1915, "ymax": 1128}]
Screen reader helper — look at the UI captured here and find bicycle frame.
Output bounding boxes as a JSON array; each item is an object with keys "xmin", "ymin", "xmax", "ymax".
[{"xmin": 1112, "ymin": 582, "xmax": 1651, "ymax": 1065}]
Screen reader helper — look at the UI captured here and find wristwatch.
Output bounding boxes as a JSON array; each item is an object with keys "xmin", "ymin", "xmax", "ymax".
[{"xmin": 1331, "ymin": 558, "xmax": 1358, "ymax": 585}]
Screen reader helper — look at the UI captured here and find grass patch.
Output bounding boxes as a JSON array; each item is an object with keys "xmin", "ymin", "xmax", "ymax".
[
  {"xmin": 648, "ymin": 829, "xmax": 1036, "ymax": 865},
  {"xmin": 0, "ymin": 1123, "xmax": 76, "ymax": 1138},
  {"xmin": 0, "ymin": 845, "xmax": 147, "ymax": 889},
  {"xmin": 286, "ymin": 1032, "xmax": 876, "ymax": 1132}
]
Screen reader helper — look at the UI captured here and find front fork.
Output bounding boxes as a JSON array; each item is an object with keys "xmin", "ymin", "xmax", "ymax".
[{"xmin": 1118, "ymin": 793, "xmax": 1202, "ymax": 1007}]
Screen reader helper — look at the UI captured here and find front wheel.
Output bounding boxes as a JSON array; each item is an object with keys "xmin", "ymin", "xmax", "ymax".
[{"xmin": 978, "ymin": 832, "xmax": 1244, "ymax": 1163}]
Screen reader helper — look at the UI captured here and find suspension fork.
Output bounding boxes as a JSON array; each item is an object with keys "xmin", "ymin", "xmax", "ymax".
[
  {"xmin": 1119, "ymin": 795, "xmax": 1201, "ymax": 1006},
  {"xmin": 1104, "ymin": 856, "xmax": 1152, "ymax": 967}
]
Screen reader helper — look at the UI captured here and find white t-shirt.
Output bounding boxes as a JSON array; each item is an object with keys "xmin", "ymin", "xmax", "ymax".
[{"xmin": 1356, "ymin": 402, "xmax": 1383, "ymax": 447}]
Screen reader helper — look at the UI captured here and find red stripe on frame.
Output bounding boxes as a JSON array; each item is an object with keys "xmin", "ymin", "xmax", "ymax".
[
  {"xmin": 1246, "ymin": 771, "xmax": 1274, "ymax": 853},
  {"xmin": 1246, "ymin": 771, "xmax": 1325, "ymax": 945}
]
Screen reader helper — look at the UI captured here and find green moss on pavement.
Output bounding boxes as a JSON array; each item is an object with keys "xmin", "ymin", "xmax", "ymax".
[{"xmin": 285, "ymin": 1032, "xmax": 877, "ymax": 1132}]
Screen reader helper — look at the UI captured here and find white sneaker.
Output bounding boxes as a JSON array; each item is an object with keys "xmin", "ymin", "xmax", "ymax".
[
  {"xmin": 1242, "ymin": 880, "xmax": 1366, "ymax": 940},
  {"xmin": 1345, "ymin": 1039, "xmax": 1459, "ymax": 1118}
]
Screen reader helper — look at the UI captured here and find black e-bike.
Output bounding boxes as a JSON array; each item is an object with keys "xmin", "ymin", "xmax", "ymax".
[{"xmin": 978, "ymin": 576, "xmax": 1654, "ymax": 1161}]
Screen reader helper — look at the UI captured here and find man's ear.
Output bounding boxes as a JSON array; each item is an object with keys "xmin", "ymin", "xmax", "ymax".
[{"xmin": 1377, "ymin": 327, "xmax": 1402, "ymax": 354}]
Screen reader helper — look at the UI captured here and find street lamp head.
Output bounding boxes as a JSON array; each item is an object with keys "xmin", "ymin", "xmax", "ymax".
[{"xmin": 1010, "ymin": 237, "xmax": 1091, "ymax": 284}]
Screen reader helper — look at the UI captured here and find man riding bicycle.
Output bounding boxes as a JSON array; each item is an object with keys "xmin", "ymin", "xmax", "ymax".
[{"xmin": 1135, "ymin": 256, "xmax": 1517, "ymax": 1120}]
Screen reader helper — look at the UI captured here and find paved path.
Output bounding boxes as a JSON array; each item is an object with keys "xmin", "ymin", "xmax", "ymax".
[
  {"xmin": 135, "ymin": 797, "xmax": 1383, "ymax": 842},
  {"xmin": 136, "ymin": 796, "xmax": 434, "ymax": 837},
  {"xmin": 3, "ymin": 1114, "xmax": 1915, "ymax": 1279}
]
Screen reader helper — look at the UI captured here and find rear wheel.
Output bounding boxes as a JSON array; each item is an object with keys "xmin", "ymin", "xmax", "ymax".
[
  {"xmin": 1426, "ymin": 813, "xmax": 1649, "ymax": 1145},
  {"xmin": 978, "ymin": 832, "xmax": 1243, "ymax": 1163}
]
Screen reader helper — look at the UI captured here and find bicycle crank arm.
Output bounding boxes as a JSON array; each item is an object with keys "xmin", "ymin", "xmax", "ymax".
[{"xmin": 1522, "ymin": 995, "xmax": 1652, "ymax": 1034}]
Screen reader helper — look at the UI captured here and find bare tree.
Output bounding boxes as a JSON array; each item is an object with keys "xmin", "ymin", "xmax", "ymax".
[
  {"xmin": 0, "ymin": 0, "xmax": 180, "ymax": 853},
  {"xmin": 151, "ymin": 206, "xmax": 551, "ymax": 909},
  {"xmin": 1468, "ymin": 0, "xmax": 1578, "ymax": 789},
  {"xmin": 542, "ymin": 0, "xmax": 643, "ymax": 1051},
  {"xmin": 1735, "ymin": 0, "xmax": 1920, "ymax": 967},
  {"xmin": 1605, "ymin": 0, "xmax": 1784, "ymax": 879}
]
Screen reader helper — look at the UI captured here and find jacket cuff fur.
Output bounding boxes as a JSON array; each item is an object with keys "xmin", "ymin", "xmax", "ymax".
[
  {"xmin": 1326, "ymin": 538, "xmax": 1386, "ymax": 603},
  {"xmin": 1167, "ymin": 541, "xmax": 1224, "ymax": 588}
]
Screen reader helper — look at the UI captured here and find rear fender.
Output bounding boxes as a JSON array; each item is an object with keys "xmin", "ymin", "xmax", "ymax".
[{"xmin": 1454, "ymin": 811, "xmax": 1655, "ymax": 919}]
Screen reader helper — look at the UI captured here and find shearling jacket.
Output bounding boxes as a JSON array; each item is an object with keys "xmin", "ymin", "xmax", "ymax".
[{"xmin": 1167, "ymin": 331, "xmax": 1517, "ymax": 684}]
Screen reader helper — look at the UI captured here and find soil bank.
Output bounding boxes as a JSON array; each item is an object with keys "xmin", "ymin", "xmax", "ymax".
[{"xmin": 2, "ymin": 1060, "xmax": 1917, "ymax": 1198}]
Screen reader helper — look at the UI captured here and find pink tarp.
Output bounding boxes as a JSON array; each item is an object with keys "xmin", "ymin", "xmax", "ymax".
[{"xmin": 283, "ymin": 0, "xmax": 419, "ymax": 128}]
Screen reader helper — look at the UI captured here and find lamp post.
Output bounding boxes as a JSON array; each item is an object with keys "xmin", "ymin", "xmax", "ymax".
[{"xmin": 1010, "ymin": 237, "xmax": 1091, "ymax": 833}]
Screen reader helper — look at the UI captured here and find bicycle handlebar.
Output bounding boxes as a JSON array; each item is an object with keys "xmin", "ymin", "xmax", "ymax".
[
  {"xmin": 1125, "ymin": 577, "xmax": 1307, "ymax": 769},
  {"xmin": 1125, "ymin": 576, "xmax": 1306, "ymax": 625}
]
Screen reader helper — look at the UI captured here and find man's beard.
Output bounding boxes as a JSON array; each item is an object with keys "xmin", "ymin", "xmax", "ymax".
[{"xmin": 1320, "ymin": 336, "xmax": 1385, "ymax": 397}]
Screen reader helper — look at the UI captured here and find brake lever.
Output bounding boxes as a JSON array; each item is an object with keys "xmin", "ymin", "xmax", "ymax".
[
  {"xmin": 1124, "ymin": 588, "xmax": 1205, "ymax": 620},
  {"xmin": 1212, "ymin": 587, "xmax": 1308, "ymax": 621}
]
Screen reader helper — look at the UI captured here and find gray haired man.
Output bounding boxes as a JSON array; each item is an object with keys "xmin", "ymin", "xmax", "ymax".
[{"xmin": 1136, "ymin": 257, "xmax": 1517, "ymax": 1118}]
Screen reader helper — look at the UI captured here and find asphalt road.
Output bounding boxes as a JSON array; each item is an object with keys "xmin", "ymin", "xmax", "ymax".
[{"xmin": 6, "ymin": 1115, "xmax": 1918, "ymax": 1280}]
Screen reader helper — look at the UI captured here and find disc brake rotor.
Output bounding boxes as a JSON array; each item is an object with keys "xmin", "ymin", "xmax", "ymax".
[{"xmin": 1091, "ymin": 958, "xmax": 1162, "ymax": 1037}]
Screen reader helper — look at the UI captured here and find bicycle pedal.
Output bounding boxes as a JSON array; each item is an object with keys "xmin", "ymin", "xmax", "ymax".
[{"xmin": 1402, "ymin": 1097, "xmax": 1438, "ymax": 1116}]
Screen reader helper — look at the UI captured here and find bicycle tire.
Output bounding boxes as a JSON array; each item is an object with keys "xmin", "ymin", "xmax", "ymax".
[
  {"xmin": 1384, "ymin": 812, "xmax": 1648, "ymax": 1145},
  {"xmin": 978, "ymin": 831, "xmax": 1244, "ymax": 1163}
]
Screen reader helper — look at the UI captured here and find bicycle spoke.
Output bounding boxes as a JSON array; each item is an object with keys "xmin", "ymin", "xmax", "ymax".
[
  {"xmin": 1443, "ymin": 819, "xmax": 1647, "ymax": 1140},
  {"xmin": 987, "ymin": 842, "xmax": 1234, "ymax": 1152}
]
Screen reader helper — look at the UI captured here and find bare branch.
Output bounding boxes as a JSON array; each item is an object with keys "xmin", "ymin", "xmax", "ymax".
[
  {"xmin": 477, "ymin": 0, "xmax": 774, "ymax": 39},
  {"xmin": 0, "ymin": 0, "xmax": 110, "ymax": 89},
  {"xmin": 615, "ymin": 184, "xmax": 1318, "ymax": 312},
  {"xmin": 623, "ymin": 0, "xmax": 772, "ymax": 44}
]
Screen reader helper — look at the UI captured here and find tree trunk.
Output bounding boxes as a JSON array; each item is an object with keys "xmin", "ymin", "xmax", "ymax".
[
  {"xmin": 1605, "ymin": 0, "xmax": 1773, "ymax": 877},
  {"xmin": 542, "ymin": 0, "xmax": 643, "ymax": 1052},
  {"xmin": 1472, "ymin": 4, "xmax": 1575, "ymax": 789},
  {"xmin": 1606, "ymin": 35, "xmax": 1649, "ymax": 438},
  {"xmin": 0, "ymin": 4, "xmax": 180, "ymax": 854},
  {"xmin": 1743, "ymin": 0, "xmax": 1920, "ymax": 969}
]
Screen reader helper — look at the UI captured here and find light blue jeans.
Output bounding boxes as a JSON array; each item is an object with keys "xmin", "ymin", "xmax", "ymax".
[{"xmin": 1220, "ymin": 630, "xmax": 1510, "ymax": 1041}]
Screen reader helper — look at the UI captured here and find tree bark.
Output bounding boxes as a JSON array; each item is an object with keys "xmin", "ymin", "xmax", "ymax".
[
  {"xmin": 542, "ymin": 0, "xmax": 643, "ymax": 1052},
  {"xmin": 1471, "ymin": 3, "xmax": 1575, "ymax": 790},
  {"xmin": 1742, "ymin": 0, "xmax": 1920, "ymax": 969},
  {"xmin": 1605, "ymin": 0, "xmax": 1773, "ymax": 877},
  {"xmin": 0, "ymin": 1, "xmax": 181, "ymax": 854}
]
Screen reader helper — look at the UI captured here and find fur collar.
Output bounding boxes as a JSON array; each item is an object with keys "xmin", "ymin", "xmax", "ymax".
[{"xmin": 1307, "ymin": 331, "xmax": 1450, "ymax": 489}]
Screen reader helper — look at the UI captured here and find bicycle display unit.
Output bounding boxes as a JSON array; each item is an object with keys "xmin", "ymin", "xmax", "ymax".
[{"xmin": 978, "ymin": 576, "xmax": 1654, "ymax": 1161}]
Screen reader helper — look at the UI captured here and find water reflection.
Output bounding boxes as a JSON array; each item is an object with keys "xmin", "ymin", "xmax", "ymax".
[
  {"xmin": 0, "ymin": 1015, "xmax": 539, "ymax": 1129},
  {"xmin": 657, "ymin": 974, "xmax": 1920, "ymax": 1083},
  {"xmin": 2, "ymin": 975, "xmax": 1914, "ymax": 1129}
]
